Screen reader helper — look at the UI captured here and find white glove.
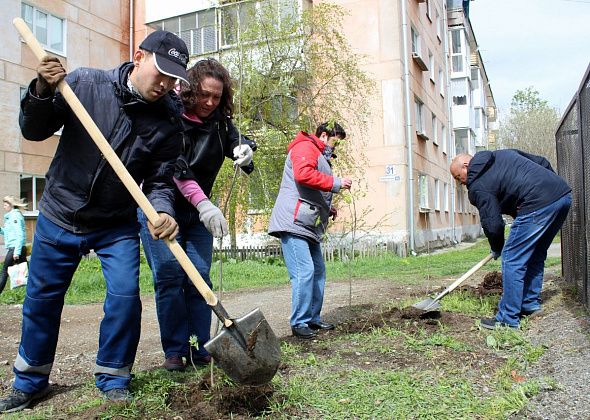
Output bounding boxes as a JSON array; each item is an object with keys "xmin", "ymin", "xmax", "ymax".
[
  {"xmin": 196, "ymin": 200, "xmax": 229, "ymax": 238},
  {"xmin": 233, "ymin": 144, "xmax": 253, "ymax": 167}
]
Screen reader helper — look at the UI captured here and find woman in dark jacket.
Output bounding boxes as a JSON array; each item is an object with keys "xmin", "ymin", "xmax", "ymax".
[{"xmin": 138, "ymin": 58, "xmax": 256, "ymax": 371}]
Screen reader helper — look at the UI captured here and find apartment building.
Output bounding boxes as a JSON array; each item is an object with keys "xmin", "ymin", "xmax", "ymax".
[
  {"xmin": 0, "ymin": 0, "xmax": 496, "ymax": 256},
  {"xmin": 446, "ymin": 0, "xmax": 498, "ymax": 241},
  {"xmin": 0, "ymin": 0, "xmax": 130, "ymax": 253}
]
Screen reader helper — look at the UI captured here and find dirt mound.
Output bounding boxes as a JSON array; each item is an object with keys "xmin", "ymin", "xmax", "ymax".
[
  {"xmin": 167, "ymin": 375, "xmax": 275, "ymax": 419},
  {"xmin": 477, "ymin": 271, "xmax": 503, "ymax": 295}
]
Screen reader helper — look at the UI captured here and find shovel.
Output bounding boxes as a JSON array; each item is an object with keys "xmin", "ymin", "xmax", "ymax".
[
  {"xmin": 412, "ymin": 254, "xmax": 494, "ymax": 313},
  {"xmin": 13, "ymin": 18, "xmax": 280, "ymax": 386}
]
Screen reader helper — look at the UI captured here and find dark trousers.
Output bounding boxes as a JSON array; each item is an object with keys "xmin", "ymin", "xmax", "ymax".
[{"xmin": 0, "ymin": 246, "xmax": 28, "ymax": 294}]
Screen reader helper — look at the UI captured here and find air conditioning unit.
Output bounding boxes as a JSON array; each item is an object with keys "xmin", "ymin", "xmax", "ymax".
[{"xmin": 412, "ymin": 52, "xmax": 429, "ymax": 71}]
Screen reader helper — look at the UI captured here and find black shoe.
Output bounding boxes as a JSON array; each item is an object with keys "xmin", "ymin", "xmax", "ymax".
[
  {"xmin": 101, "ymin": 388, "xmax": 133, "ymax": 403},
  {"xmin": 520, "ymin": 308, "xmax": 543, "ymax": 318},
  {"xmin": 291, "ymin": 325, "xmax": 318, "ymax": 339},
  {"xmin": 479, "ymin": 317, "xmax": 518, "ymax": 330},
  {"xmin": 308, "ymin": 321, "xmax": 335, "ymax": 331},
  {"xmin": 0, "ymin": 387, "xmax": 50, "ymax": 413}
]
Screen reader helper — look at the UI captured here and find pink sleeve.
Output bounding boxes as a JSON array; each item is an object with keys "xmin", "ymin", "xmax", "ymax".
[{"xmin": 174, "ymin": 178, "xmax": 208, "ymax": 207}]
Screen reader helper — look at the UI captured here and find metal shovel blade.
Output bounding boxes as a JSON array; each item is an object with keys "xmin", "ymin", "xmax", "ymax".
[
  {"xmin": 204, "ymin": 308, "xmax": 281, "ymax": 386},
  {"xmin": 412, "ymin": 297, "xmax": 442, "ymax": 312}
]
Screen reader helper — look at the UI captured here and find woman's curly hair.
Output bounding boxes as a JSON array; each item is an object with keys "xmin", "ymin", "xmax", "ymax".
[{"xmin": 179, "ymin": 58, "xmax": 234, "ymax": 117}]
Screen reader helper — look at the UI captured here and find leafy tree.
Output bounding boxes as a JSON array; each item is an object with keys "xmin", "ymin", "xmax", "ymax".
[
  {"xmin": 212, "ymin": 1, "xmax": 374, "ymax": 250},
  {"xmin": 497, "ymin": 87, "xmax": 560, "ymax": 166}
]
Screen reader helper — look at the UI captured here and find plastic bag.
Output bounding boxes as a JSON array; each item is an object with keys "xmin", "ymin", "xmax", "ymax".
[{"xmin": 8, "ymin": 261, "xmax": 28, "ymax": 289}]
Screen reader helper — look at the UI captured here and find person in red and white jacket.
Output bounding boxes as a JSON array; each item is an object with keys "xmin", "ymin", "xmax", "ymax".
[{"xmin": 268, "ymin": 122, "xmax": 352, "ymax": 339}]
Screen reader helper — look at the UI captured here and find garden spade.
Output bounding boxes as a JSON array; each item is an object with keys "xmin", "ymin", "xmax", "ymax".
[
  {"xmin": 412, "ymin": 254, "xmax": 493, "ymax": 313},
  {"xmin": 13, "ymin": 17, "xmax": 280, "ymax": 386}
]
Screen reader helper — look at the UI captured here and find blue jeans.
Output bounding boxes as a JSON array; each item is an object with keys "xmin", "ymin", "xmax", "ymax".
[
  {"xmin": 138, "ymin": 209, "xmax": 212, "ymax": 360},
  {"xmin": 496, "ymin": 193, "xmax": 572, "ymax": 327},
  {"xmin": 280, "ymin": 233, "xmax": 326, "ymax": 328},
  {"xmin": 14, "ymin": 213, "xmax": 141, "ymax": 393}
]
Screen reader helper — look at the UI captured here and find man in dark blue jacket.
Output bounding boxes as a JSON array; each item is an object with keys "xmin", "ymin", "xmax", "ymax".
[
  {"xmin": 0, "ymin": 31, "xmax": 188, "ymax": 413},
  {"xmin": 450, "ymin": 149, "xmax": 571, "ymax": 329}
]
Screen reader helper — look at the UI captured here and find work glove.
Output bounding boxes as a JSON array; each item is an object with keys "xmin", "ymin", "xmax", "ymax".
[
  {"xmin": 233, "ymin": 144, "xmax": 253, "ymax": 167},
  {"xmin": 491, "ymin": 250, "xmax": 501, "ymax": 260},
  {"xmin": 196, "ymin": 200, "xmax": 229, "ymax": 238}
]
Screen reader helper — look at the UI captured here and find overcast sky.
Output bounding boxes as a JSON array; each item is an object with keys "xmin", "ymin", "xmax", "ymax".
[{"xmin": 469, "ymin": 0, "xmax": 590, "ymax": 115}]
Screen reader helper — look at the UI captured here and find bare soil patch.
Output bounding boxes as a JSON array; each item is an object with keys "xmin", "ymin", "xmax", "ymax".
[{"xmin": 1, "ymin": 267, "xmax": 589, "ymax": 419}]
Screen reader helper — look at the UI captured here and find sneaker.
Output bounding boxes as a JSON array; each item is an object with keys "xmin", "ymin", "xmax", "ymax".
[
  {"xmin": 101, "ymin": 388, "xmax": 132, "ymax": 403},
  {"xmin": 480, "ymin": 317, "xmax": 518, "ymax": 330},
  {"xmin": 0, "ymin": 387, "xmax": 50, "ymax": 413},
  {"xmin": 163, "ymin": 356, "xmax": 186, "ymax": 372}
]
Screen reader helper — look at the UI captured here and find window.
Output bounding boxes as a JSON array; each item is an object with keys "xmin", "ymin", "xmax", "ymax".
[
  {"xmin": 429, "ymin": 52, "xmax": 435, "ymax": 83},
  {"xmin": 452, "ymin": 79, "xmax": 468, "ymax": 105},
  {"xmin": 456, "ymin": 184, "xmax": 465, "ymax": 213},
  {"xmin": 419, "ymin": 174, "xmax": 430, "ymax": 211},
  {"xmin": 21, "ymin": 3, "xmax": 65, "ymax": 55},
  {"xmin": 152, "ymin": 9, "xmax": 217, "ymax": 55},
  {"xmin": 442, "ymin": 124, "xmax": 447, "ymax": 154},
  {"xmin": 471, "ymin": 68, "xmax": 480, "ymax": 89},
  {"xmin": 434, "ymin": 179, "xmax": 441, "ymax": 211},
  {"xmin": 426, "ymin": 0, "xmax": 433, "ymax": 20},
  {"xmin": 443, "ymin": 182, "xmax": 449, "ymax": 212},
  {"xmin": 451, "ymin": 30, "xmax": 463, "ymax": 73},
  {"xmin": 411, "ymin": 27, "xmax": 420, "ymax": 54},
  {"xmin": 415, "ymin": 98, "xmax": 425, "ymax": 136},
  {"xmin": 436, "ymin": 10, "xmax": 442, "ymax": 41},
  {"xmin": 20, "ymin": 175, "xmax": 46, "ymax": 213},
  {"xmin": 439, "ymin": 67, "xmax": 444, "ymax": 96},
  {"xmin": 432, "ymin": 114, "xmax": 438, "ymax": 145}
]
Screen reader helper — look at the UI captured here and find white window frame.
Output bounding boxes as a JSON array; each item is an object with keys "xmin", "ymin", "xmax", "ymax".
[
  {"xmin": 439, "ymin": 67, "xmax": 445, "ymax": 96},
  {"xmin": 429, "ymin": 52, "xmax": 435, "ymax": 83},
  {"xmin": 443, "ymin": 182, "xmax": 449, "ymax": 212},
  {"xmin": 419, "ymin": 174, "xmax": 430, "ymax": 211},
  {"xmin": 21, "ymin": 3, "xmax": 66, "ymax": 56},
  {"xmin": 411, "ymin": 26, "xmax": 420, "ymax": 55},
  {"xmin": 436, "ymin": 9, "xmax": 442, "ymax": 41},
  {"xmin": 432, "ymin": 114, "xmax": 438, "ymax": 145},
  {"xmin": 20, "ymin": 174, "xmax": 46, "ymax": 214},
  {"xmin": 442, "ymin": 124, "xmax": 447, "ymax": 154},
  {"xmin": 434, "ymin": 179, "xmax": 441, "ymax": 211},
  {"xmin": 451, "ymin": 29, "xmax": 463, "ymax": 73},
  {"xmin": 426, "ymin": 0, "xmax": 433, "ymax": 21},
  {"xmin": 415, "ymin": 98, "xmax": 425, "ymax": 136}
]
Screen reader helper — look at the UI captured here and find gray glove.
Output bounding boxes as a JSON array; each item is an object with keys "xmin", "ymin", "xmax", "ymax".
[
  {"xmin": 196, "ymin": 200, "xmax": 229, "ymax": 238},
  {"xmin": 491, "ymin": 250, "xmax": 501, "ymax": 260}
]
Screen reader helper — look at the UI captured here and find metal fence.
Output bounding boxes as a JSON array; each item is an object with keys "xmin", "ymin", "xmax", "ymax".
[
  {"xmin": 555, "ymin": 62, "xmax": 590, "ymax": 309},
  {"xmin": 214, "ymin": 240, "xmax": 407, "ymax": 262}
]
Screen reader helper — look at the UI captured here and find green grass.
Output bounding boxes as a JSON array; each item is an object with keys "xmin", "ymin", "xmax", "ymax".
[{"xmin": 0, "ymin": 238, "xmax": 562, "ymax": 305}]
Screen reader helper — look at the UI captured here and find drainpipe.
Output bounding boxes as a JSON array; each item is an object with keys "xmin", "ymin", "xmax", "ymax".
[
  {"xmin": 442, "ymin": 2, "xmax": 458, "ymax": 244},
  {"xmin": 400, "ymin": 0, "xmax": 416, "ymax": 255},
  {"xmin": 129, "ymin": 0, "xmax": 134, "ymax": 61}
]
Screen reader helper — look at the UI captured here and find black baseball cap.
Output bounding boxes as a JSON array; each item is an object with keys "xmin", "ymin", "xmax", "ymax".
[{"xmin": 139, "ymin": 30, "xmax": 189, "ymax": 83}]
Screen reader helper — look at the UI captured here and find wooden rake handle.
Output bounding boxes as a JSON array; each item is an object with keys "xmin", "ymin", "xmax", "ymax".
[{"xmin": 13, "ymin": 18, "xmax": 225, "ymax": 314}]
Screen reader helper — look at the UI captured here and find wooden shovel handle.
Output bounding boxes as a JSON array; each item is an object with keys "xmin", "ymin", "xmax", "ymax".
[
  {"xmin": 433, "ymin": 253, "xmax": 494, "ymax": 301},
  {"xmin": 13, "ymin": 17, "xmax": 221, "ymax": 310}
]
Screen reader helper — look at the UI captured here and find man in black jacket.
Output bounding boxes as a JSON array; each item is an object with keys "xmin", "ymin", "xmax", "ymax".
[
  {"xmin": 450, "ymin": 149, "xmax": 571, "ymax": 330},
  {"xmin": 0, "ymin": 31, "xmax": 188, "ymax": 413}
]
